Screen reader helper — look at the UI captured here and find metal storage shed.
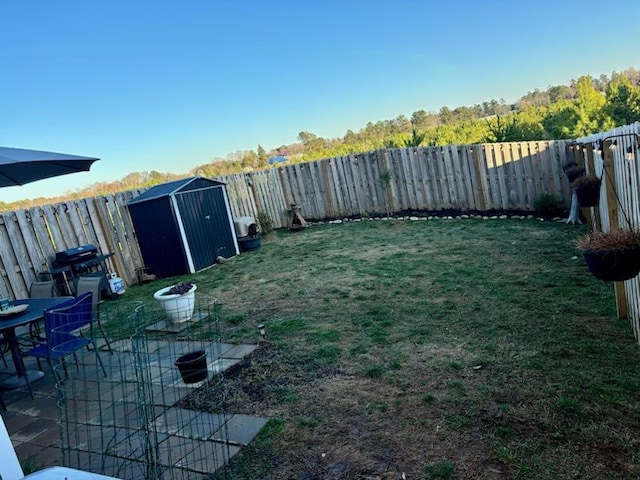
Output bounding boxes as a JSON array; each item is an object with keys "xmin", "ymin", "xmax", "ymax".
[{"xmin": 127, "ymin": 177, "xmax": 239, "ymax": 278}]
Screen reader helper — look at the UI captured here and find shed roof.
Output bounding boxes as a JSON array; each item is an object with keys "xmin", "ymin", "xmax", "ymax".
[{"xmin": 127, "ymin": 176, "xmax": 226, "ymax": 205}]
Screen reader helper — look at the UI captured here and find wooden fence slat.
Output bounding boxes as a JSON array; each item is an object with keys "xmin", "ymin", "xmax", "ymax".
[
  {"xmin": 423, "ymin": 148, "xmax": 439, "ymax": 210},
  {"xmin": 14, "ymin": 209, "xmax": 47, "ymax": 278},
  {"xmin": 470, "ymin": 146, "xmax": 487, "ymax": 210},
  {"xmin": 407, "ymin": 149, "xmax": 424, "ymax": 209},
  {"xmin": 350, "ymin": 155, "xmax": 366, "ymax": 214},
  {"xmin": 524, "ymin": 141, "xmax": 537, "ymax": 205},
  {"xmin": 458, "ymin": 145, "xmax": 475, "ymax": 210},
  {"xmin": 41, "ymin": 205, "xmax": 68, "ymax": 252},
  {"xmin": 66, "ymin": 201, "xmax": 90, "ymax": 245},
  {"xmin": 399, "ymin": 148, "xmax": 415, "ymax": 210},
  {"xmin": 507, "ymin": 143, "xmax": 524, "ymax": 209},
  {"xmin": 370, "ymin": 151, "xmax": 386, "ymax": 214},
  {"xmin": 450, "ymin": 145, "xmax": 466, "ymax": 209},
  {"xmin": 431, "ymin": 148, "xmax": 447, "ymax": 208},
  {"xmin": 341, "ymin": 155, "xmax": 358, "ymax": 215},
  {"xmin": 54, "ymin": 203, "xmax": 81, "ymax": 248},
  {"xmin": 0, "ymin": 213, "xmax": 26, "ymax": 298},
  {"xmin": 114, "ymin": 192, "xmax": 145, "ymax": 281},
  {"xmin": 4, "ymin": 212, "xmax": 32, "ymax": 297}
]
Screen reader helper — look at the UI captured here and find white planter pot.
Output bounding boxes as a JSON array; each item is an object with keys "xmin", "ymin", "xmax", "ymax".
[{"xmin": 153, "ymin": 284, "xmax": 197, "ymax": 324}]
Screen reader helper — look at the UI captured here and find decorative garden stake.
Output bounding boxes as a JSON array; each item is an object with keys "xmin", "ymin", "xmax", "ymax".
[{"xmin": 288, "ymin": 203, "xmax": 307, "ymax": 231}]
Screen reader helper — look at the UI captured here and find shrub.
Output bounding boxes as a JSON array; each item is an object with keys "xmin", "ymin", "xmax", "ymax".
[
  {"xmin": 533, "ymin": 193, "xmax": 565, "ymax": 218},
  {"xmin": 256, "ymin": 211, "xmax": 274, "ymax": 235}
]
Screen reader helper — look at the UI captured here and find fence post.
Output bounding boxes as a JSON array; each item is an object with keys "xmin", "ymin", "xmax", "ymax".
[
  {"xmin": 471, "ymin": 145, "xmax": 487, "ymax": 211},
  {"xmin": 583, "ymin": 144, "xmax": 601, "ymax": 230},
  {"xmin": 603, "ymin": 139, "xmax": 628, "ymax": 318}
]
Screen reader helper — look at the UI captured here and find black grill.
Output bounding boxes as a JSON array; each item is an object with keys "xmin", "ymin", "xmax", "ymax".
[
  {"xmin": 44, "ymin": 244, "xmax": 115, "ymax": 296},
  {"xmin": 54, "ymin": 244, "xmax": 98, "ymax": 267}
]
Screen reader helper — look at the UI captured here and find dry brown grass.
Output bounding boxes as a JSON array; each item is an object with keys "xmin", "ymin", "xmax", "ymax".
[
  {"xmin": 575, "ymin": 227, "xmax": 640, "ymax": 251},
  {"xmin": 111, "ymin": 219, "xmax": 640, "ymax": 479}
]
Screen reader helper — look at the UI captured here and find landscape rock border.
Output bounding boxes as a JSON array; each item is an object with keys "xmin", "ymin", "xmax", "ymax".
[{"xmin": 304, "ymin": 213, "xmax": 567, "ymax": 226}]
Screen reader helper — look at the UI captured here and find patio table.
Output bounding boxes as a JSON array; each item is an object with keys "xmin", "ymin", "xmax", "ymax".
[{"xmin": 0, "ymin": 296, "xmax": 72, "ymax": 389}]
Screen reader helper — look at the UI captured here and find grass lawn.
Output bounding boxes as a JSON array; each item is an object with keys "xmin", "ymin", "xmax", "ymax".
[{"xmin": 106, "ymin": 218, "xmax": 640, "ymax": 479}]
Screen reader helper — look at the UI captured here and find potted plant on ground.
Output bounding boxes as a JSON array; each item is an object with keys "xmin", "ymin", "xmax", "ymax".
[
  {"xmin": 153, "ymin": 281, "xmax": 197, "ymax": 324},
  {"xmin": 572, "ymin": 175, "xmax": 601, "ymax": 208},
  {"xmin": 575, "ymin": 228, "xmax": 640, "ymax": 281}
]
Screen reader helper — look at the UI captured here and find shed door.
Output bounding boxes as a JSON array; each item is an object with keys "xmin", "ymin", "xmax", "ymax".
[{"xmin": 175, "ymin": 186, "xmax": 237, "ymax": 271}]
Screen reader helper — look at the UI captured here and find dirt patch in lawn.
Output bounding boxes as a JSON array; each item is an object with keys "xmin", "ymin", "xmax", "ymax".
[{"xmin": 182, "ymin": 343, "xmax": 514, "ymax": 479}]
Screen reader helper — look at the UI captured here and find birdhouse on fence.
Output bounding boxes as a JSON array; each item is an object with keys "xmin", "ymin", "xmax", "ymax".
[{"xmin": 126, "ymin": 177, "xmax": 239, "ymax": 278}]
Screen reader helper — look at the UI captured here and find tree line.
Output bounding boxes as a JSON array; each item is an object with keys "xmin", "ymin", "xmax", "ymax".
[{"xmin": 3, "ymin": 68, "xmax": 639, "ymax": 211}]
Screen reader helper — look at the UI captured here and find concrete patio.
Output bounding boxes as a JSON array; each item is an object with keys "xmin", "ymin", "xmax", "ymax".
[{"xmin": 0, "ymin": 337, "xmax": 267, "ymax": 479}]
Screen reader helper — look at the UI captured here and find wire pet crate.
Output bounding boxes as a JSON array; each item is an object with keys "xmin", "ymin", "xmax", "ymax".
[{"xmin": 54, "ymin": 298, "xmax": 237, "ymax": 480}]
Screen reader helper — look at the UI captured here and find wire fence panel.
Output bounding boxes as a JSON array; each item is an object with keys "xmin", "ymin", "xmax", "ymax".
[{"xmin": 55, "ymin": 299, "xmax": 245, "ymax": 479}]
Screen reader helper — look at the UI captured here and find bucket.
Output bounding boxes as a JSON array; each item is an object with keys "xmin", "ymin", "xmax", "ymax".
[
  {"xmin": 175, "ymin": 350, "xmax": 208, "ymax": 384},
  {"xmin": 238, "ymin": 235, "xmax": 261, "ymax": 252}
]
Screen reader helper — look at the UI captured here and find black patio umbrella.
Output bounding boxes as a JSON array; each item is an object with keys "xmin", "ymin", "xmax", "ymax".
[{"xmin": 0, "ymin": 146, "xmax": 99, "ymax": 187}]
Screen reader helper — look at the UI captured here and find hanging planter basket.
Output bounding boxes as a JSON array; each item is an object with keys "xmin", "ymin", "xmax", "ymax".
[
  {"xmin": 573, "ymin": 176, "xmax": 601, "ymax": 208},
  {"xmin": 564, "ymin": 165, "xmax": 585, "ymax": 183},
  {"xmin": 581, "ymin": 247, "xmax": 640, "ymax": 282},
  {"xmin": 576, "ymin": 229, "xmax": 640, "ymax": 282}
]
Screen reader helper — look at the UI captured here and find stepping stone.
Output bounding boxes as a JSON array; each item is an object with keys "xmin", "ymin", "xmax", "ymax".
[
  {"xmin": 145, "ymin": 312, "xmax": 209, "ymax": 333},
  {"xmin": 215, "ymin": 414, "xmax": 270, "ymax": 446},
  {"xmin": 224, "ymin": 344, "xmax": 258, "ymax": 359},
  {"xmin": 176, "ymin": 440, "xmax": 240, "ymax": 474}
]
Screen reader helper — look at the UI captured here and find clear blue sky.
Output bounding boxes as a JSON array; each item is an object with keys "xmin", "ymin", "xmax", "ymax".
[{"xmin": 1, "ymin": 0, "xmax": 638, "ymax": 202}]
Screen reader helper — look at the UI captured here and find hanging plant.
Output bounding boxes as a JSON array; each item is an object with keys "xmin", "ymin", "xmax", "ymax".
[
  {"xmin": 572, "ymin": 175, "xmax": 601, "ymax": 208},
  {"xmin": 575, "ymin": 228, "xmax": 640, "ymax": 281},
  {"xmin": 564, "ymin": 165, "xmax": 585, "ymax": 183}
]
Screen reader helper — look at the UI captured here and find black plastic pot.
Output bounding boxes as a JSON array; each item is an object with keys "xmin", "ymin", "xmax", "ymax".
[
  {"xmin": 238, "ymin": 235, "xmax": 261, "ymax": 252},
  {"xmin": 175, "ymin": 350, "xmax": 208, "ymax": 384},
  {"xmin": 575, "ymin": 182, "xmax": 601, "ymax": 207},
  {"xmin": 581, "ymin": 247, "xmax": 640, "ymax": 282}
]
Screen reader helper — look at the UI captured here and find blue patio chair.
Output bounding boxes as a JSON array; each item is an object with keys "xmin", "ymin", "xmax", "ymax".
[
  {"xmin": 20, "ymin": 292, "xmax": 107, "ymax": 383},
  {"xmin": 28, "ymin": 280, "xmax": 55, "ymax": 341}
]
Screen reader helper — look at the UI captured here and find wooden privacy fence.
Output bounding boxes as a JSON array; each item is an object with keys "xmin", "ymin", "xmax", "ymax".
[
  {"xmin": 220, "ymin": 140, "xmax": 572, "ymax": 225},
  {"xmin": 0, "ymin": 190, "xmax": 146, "ymax": 301},
  {"xmin": 0, "ymin": 140, "xmax": 572, "ymax": 300},
  {"xmin": 577, "ymin": 121, "xmax": 640, "ymax": 343}
]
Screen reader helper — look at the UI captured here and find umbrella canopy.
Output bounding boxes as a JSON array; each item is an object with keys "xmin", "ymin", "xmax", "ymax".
[{"xmin": 0, "ymin": 146, "xmax": 99, "ymax": 187}]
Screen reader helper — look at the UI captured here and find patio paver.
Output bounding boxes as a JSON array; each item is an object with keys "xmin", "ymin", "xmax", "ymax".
[{"xmin": 1, "ymin": 338, "xmax": 266, "ymax": 477}]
